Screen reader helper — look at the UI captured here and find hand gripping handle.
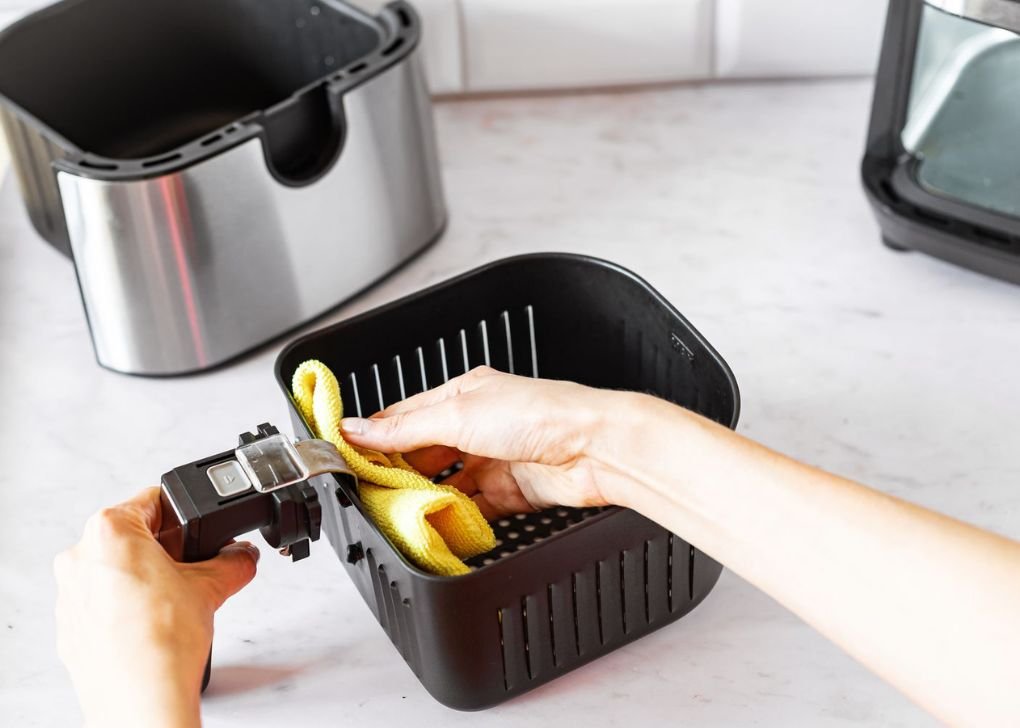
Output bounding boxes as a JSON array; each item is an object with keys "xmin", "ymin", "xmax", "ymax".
[{"xmin": 156, "ymin": 424, "xmax": 348, "ymax": 690}]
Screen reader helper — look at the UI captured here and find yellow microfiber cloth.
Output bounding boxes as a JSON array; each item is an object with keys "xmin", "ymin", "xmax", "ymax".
[{"xmin": 292, "ymin": 360, "xmax": 496, "ymax": 576}]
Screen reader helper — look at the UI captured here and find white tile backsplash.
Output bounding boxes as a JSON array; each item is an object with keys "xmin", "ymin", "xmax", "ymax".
[
  {"xmin": 0, "ymin": 0, "xmax": 890, "ymax": 95},
  {"xmin": 461, "ymin": 0, "xmax": 712, "ymax": 92},
  {"xmin": 715, "ymin": 0, "xmax": 888, "ymax": 78}
]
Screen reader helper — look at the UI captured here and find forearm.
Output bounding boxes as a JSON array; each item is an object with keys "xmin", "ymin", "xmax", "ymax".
[{"xmin": 602, "ymin": 393, "xmax": 1020, "ymax": 726}]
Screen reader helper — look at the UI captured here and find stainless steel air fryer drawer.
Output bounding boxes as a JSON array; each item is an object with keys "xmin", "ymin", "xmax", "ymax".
[{"xmin": 0, "ymin": 0, "xmax": 446, "ymax": 375}]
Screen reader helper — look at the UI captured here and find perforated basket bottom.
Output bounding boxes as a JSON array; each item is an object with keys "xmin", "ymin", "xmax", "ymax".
[{"xmin": 466, "ymin": 507, "xmax": 607, "ymax": 570}]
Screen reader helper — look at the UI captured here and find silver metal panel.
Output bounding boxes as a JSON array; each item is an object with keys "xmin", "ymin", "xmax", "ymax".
[
  {"xmin": 926, "ymin": 0, "xmax": 1020, "ymax": 33},
  {"xmin": 58, "ymin": 53, "xmax": 445, "ymax": 375}
]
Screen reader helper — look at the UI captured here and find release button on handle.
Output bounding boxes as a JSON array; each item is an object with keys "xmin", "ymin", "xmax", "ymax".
[{"xmin": 206, "ymin": 461, "xmax": 253, "ymax": 498}]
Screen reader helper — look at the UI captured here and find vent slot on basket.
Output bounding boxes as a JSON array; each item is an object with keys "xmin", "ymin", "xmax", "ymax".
[
  {"xmin": 78, "ymin": 159, "xmax": 119, "ymax": 170},
  {"xmin": 689, "ymin": 545, "xmax": 696, "ymax": 600},
  {"xmin": 498, "ymin": 541, "xmax": 684, "ymax": 690},
  {"xmin": 496, "ymin": 539, "xmax": 715, "ymax": 692},
  {"xmin": 500, "ymin": 574, "xmax": 585, "ymax": 689},
  {"xmin": 340, "ymin": 304, "xmax": 541, "ymax": 419},
  {"xmin": 382, "ymin": 37, "xmax": 405, "ymax": 57},
  {"xmin": 545, "ymin": 585, "xmax": 557, "ymax": 667},
  {"xmin": 520, "ymin": 597, "xmax": 532, "ymax": 678},
  {"xmin": 141, "ymin": 153, "xmax": 182, "ymax": 168},
  {"xmin": 667, "ymin": 534, "xmax": 694, "ymax": 613},
  {"xmin": 369, "ymin": 557, "xmax": 424, "ymax": 676}
]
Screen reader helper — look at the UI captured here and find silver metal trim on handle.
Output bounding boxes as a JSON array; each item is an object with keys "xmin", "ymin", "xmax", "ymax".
[
  {"xmin": 235, "ymin": 435, "xmax": 354, "ymax": 494},
  {"xmin": 926, "ymin": 0, "xmax": 1020, "ymax": 33}
]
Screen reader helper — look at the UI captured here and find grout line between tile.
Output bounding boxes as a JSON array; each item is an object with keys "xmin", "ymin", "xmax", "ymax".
[
  {"xmin": 453, "ymin": 0, "xmax": 470, "ymax": 92},
  {"xmin": 707, "ymin": 0, "xmax": 719, "ymax": 79}
]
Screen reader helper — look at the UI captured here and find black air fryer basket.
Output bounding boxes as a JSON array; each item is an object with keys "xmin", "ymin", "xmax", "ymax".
[{"xmin": 276, "ymin": 254, "xmax": 740, "ymax": 710}]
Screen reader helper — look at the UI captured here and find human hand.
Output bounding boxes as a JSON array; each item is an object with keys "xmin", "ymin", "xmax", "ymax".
[
  {"xmin": 54, "ymin": 487, "xmax": 260, "ymax": 728},
  {"xmin": 340, "ymin": 366, "xmax": 655, "ymax": 519}
]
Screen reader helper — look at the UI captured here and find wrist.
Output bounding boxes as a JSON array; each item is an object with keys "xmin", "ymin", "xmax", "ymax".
[
  {"xmin": 79, "ymin": 654, "xmax": 204, "ymax": 728},
  {"xmin": 84, "ymin": 685, "xmax": 201, "ymax": 728},
  {"xmin": 588, "ymin": 390, "xmax": 692, "ymax": 510}
]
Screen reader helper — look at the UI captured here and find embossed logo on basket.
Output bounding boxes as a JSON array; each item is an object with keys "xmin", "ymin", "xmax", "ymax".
[{"xmin": 670, "ymin": 332, "xmax": 694, "ymax": 361}]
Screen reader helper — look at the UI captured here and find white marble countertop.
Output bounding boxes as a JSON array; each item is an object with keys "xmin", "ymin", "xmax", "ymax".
[{"xmin": 2, "ymin": 79, "xmax": 1018, "ymax": 727}]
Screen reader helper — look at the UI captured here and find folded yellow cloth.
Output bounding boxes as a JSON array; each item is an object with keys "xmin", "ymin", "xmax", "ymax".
[{"xmin": 292, "ymin": 360, "xmax": 495, "ymax": 576}]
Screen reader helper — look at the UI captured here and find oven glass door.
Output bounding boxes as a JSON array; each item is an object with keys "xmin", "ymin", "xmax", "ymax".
[{"xmin": 902, "ymin": 3, "xmax": 1020, "ymax": 217}]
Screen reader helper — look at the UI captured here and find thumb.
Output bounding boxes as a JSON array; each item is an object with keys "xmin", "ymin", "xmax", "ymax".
[{"xmin": 190, "ymin": 542, "xmax": 260, "ymax": 608}]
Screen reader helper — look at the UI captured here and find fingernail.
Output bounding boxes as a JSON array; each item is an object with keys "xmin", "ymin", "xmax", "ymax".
[{"xmin": 341, "ymin": 418, "xmax": 369, "ymax": 435}]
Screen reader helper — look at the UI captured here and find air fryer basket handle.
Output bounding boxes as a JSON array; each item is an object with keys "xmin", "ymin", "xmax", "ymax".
[
  {"xmin": 156, "ymin": 487, "xmax": 222, "ymax": 692},
  {"xmin": 156, "ymin": 424, "xmax": 326, "ymax": 692}
]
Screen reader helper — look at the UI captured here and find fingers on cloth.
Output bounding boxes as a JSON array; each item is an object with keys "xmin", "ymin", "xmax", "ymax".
[
  {"xmin": 187, "ymin": 542, "xmax": 260, "ymax": 608},
  {"xmin": 470, "ymin": 493, "xmax": 502, "ymax": 522},
  {"xmin": 444, "ymin": 459, "xmax": 536, "ymax": 520},
  {"xmin": 401, "ymin": 445, "xmax": 462, "ymax": 477},
  {"xmin": 435, "ymin": 465, "xmax": 501, "ymax": 520}
]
